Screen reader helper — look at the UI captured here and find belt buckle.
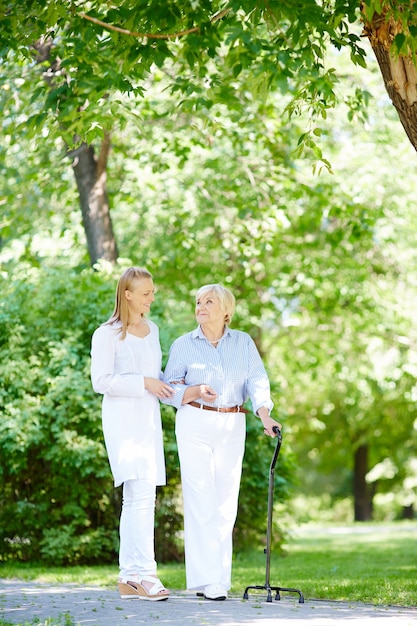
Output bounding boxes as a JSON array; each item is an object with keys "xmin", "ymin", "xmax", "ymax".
[{"xmin": 216, "ymin": 406, "xmax": 221, "ymax": 412}]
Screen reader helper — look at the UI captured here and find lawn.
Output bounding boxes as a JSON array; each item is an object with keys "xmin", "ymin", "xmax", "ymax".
[
  {"xmin": 233, "ymin": 522, "xmax": 417, "ymax": 607},
  {"xmin": 1, "ymin": 521, "xmax": 415, "ymax": 607}
]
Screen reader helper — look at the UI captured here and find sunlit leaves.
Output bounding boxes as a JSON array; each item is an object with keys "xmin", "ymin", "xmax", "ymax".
[{"xmin": 0, "ymin": 0, "xmax": 378, "ymax": 145}]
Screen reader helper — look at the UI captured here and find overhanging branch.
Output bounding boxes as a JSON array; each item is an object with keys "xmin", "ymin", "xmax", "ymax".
[{"xmin": 79, "ymin": 8, "xmax": 230, "ymax": 40}]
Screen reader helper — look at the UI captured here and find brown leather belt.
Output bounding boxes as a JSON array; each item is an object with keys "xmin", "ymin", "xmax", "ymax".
[{"xmin": 189, "ymin": 401, "xmax": 248, "ymax": 413}]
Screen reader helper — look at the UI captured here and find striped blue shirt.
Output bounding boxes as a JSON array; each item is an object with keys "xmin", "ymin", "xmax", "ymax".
[{"xmin": 162, "ymin": 326, "xmax": 273, "ymax": 415}]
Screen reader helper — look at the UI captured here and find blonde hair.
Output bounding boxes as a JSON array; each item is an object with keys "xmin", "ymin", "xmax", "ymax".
[
  {"xmin": 196, "ymin": 283, "xmax": 235, "ymax": 324},
  {"xmin": 107, "ymin": 267, "xmax": 153, "ymax": 339}
]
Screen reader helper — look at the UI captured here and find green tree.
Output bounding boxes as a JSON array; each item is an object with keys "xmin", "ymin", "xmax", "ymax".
[
  {"xmin": 263, "ymin": 62, "xmax": 417, "ymax": 521},
  {"xmin": 4, "ymin": 0, "xmax": 417, "ymax": 270},
  {"xmin": 0, "ymin": 1, "xmax": 364, "ymax": 140},
  {"xmin": 2, "ymin": 1, "xmax": 417, "ymax": 150}
]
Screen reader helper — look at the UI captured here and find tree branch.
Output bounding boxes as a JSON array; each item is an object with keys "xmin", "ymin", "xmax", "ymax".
[{"xmin": 79, "ymin": 8, "xmax": 230, "ymax": 41}]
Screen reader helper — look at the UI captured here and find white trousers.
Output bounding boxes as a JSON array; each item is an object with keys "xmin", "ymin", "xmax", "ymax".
[
  {"xmin": 176, "ymin": 404, "xmax": 246, "ymax": 590},
  {"xmin": 119, "ymin": 478, "xmax": 157, "ymax": 579}
]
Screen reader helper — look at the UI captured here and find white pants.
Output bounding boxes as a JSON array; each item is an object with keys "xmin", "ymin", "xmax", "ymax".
[
  {"xmin": 119, "ymin": 478, "xmax": 157, "ymax": 579},
  {"xmin": 176, "ymin": 404, "xmax": 246, "ymax": 590}
]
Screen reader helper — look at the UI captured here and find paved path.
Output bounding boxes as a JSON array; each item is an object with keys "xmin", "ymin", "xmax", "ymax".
[{"xmin": 1, "ymin": 579, "xmax": 416, "ymax": 626}]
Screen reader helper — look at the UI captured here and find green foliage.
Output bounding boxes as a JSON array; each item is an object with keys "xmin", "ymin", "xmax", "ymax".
[
  {"xmin": 0, "ymin": 0, "xmax": 371, "ymax": 145},
  {"xmin": 0, "ymin": 265, "xmax": 118, "ymax": 563}
]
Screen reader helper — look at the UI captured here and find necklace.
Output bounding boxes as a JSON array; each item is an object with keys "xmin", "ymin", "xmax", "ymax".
[
  {"xmin": 202, "ymin": 325, "xmax": 225, "ymax": 345},
  {"xmin": 206, "ymin": 334, "xmax": 223, "ymax": 344}
]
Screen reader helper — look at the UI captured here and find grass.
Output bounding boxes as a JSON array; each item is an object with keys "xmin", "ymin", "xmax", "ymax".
[
  {"xmin": 233, "ymin": 521, "xmax": 417, "ymax": 607},
  {"xmin": 0, "ymin": 614, "xmax": 76, "ymax": 626},
  {"xmin": 0, "ymin": 521, "xmax": 416, "ymax": 612}
]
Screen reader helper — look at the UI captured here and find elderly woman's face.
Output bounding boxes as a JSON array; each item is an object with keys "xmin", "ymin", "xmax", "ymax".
[{"xmin": 195, "ymin": 291, "xmax": 225, "ymax": 326}]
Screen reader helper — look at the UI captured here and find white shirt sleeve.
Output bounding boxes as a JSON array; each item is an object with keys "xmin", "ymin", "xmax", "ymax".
[{"xmin": 90, "ymin": 325, "xmax": 145, "ymax": 397}]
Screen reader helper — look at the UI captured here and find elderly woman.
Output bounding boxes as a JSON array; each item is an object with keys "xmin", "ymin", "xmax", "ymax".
[
  {"xmin": 91, "ymin": 267, "xmax": 174, "ymax": 601},
  {"xmin": 162, "ymin": 283, "xmax": 281, "ymax": 601}
]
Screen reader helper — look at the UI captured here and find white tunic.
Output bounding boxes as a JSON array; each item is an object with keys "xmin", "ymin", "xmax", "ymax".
[{"xmin": 91, "ymin": 320, "xmax": 166, "ymax": 488}]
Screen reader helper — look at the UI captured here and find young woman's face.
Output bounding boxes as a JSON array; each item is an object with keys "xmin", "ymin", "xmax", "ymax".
[{"xmin": 125, "ymin": 277, "xmax": 155, "ymax": 316}]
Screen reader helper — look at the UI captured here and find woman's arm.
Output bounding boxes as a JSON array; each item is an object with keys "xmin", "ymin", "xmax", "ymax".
[
  {"xmin": 182, "ymin": 384, "xmax": 217, "ymax": 404},
  {"xmin": 90, "ymin": 325, "xmax": 146, "ymax": 397},
  {"xmin": 161, "ymin": 336, "xmax": 217, "ymax": 407},
  {"xmin": 257, "ymin": 405, "xmax": 282, "ymax": 437},
  {"xmin": 246, "ymin": 336, "xmax": 281, "ymax": 437}
]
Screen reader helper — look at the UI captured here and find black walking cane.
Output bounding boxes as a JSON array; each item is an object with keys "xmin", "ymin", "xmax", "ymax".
[{"xmin": 243, "ymin": 426, "xmax": 304, "ymax": 603}]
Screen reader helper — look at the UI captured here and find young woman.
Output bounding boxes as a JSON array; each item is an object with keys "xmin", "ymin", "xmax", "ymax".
[{"xmin": 91, "ymin": 267, "xmax": 173, "ymax": 601}]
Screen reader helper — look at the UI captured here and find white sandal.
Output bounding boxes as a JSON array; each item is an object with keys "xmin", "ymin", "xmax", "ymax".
[{"xmin": 118, "ymin": 575, "xmax": 170, "ymax": 601}]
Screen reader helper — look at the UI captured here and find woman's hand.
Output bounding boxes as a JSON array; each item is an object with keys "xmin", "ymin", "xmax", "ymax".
[
  {"xmin": 199, "ymin": 384, "xmax": 217, "ymax": 403},
  {"xmin": 144, "ymin": 377, "xmax": 175, "ymax": 399},
  {"xmin": 182, "ymin": 384, "xmax": 217, "ymax": 405},
  {"xmin": 258, "ymin": 407, "xmax": 282, "ymax": 437}
]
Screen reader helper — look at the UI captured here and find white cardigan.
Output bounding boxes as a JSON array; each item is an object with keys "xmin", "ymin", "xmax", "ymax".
[{"xmin": 91, "ymin": 320, "xmax": 166, "ymax": 487}]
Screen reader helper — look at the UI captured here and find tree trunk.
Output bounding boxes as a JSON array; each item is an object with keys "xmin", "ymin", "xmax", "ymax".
[
  {"xmin": 362, "ymin": 8, "xmax": 417, "ymax": 152},
  {"xmin": 32, "ymin": 39, "xmax": 118, "ymax": 266},
  {"xmin": 71, "ymin": 135, "xmax": 118, "ymax": 266},
  {"xmin": 353, "ymin": 444, "xmax": 373, "ymax": 521},
  {"xmin": 402, "ymin": 504, "xmax": 414, "ymax": 519}
]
